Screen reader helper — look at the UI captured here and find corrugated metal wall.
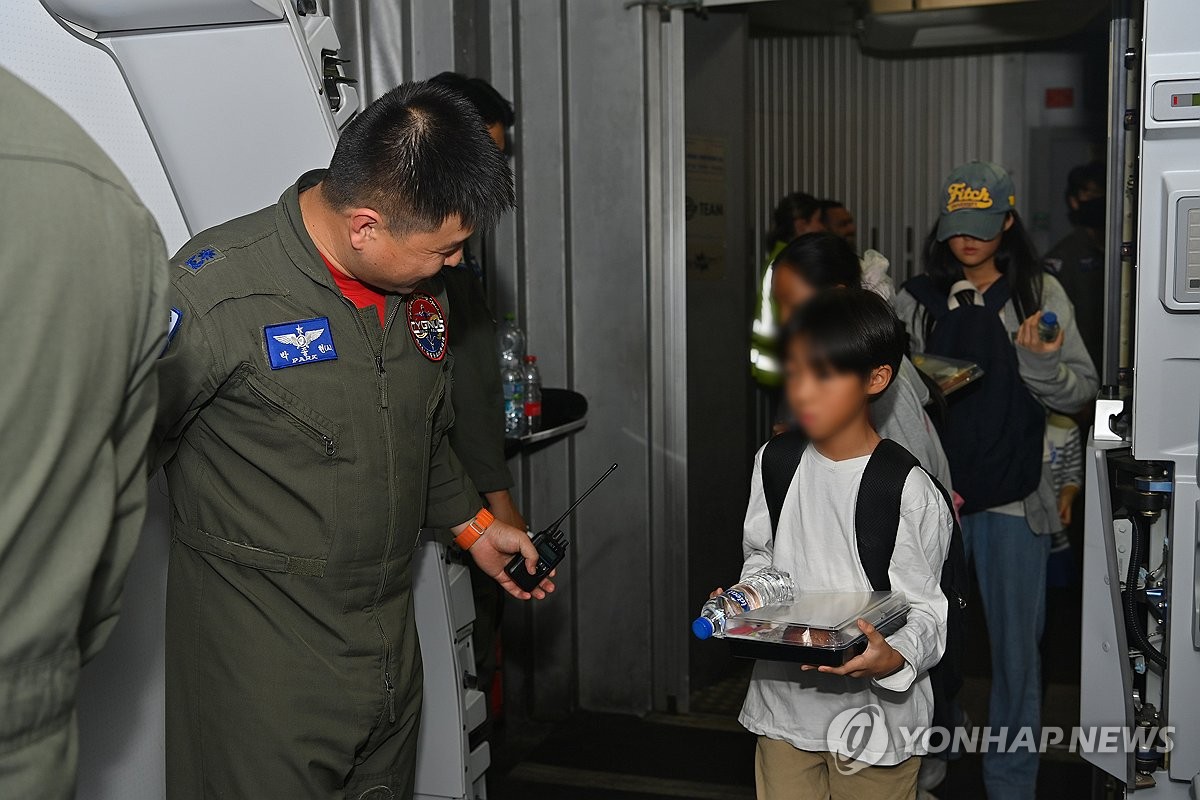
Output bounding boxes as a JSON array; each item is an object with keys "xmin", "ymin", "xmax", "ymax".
[{"xmin": 752, "ymin": 35, "xmax": 1010, "ymax": 282}]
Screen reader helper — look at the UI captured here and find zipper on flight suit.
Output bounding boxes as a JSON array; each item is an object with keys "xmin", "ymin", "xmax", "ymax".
[
  {"xmin": 373, "ymin": 618, "xmax": 397, "ymax": 723},
  {"xmin": 372, "ymin": 299, "xmax": 403, "ymax": 726},
  {"xmin": 371, "ymin": 298, "xmax": 403, "ymax": 609},
  {"xmin": 376, "ymin": 356, "xmax": 388, "ymax": 408},
  {"xmin": 318, "ymin": 268, "xmax": 409, "ymax": 730},
  {"xmin": 245, "ymin": 379, "xmax": 338, "ymax": 457}
]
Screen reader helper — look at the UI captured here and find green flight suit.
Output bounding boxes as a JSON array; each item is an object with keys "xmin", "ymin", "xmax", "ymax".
[
  {"xmin": 441, "ymin": 265, "xmax": 513, "ymax": 698},
  {"xmin": 0, "ymin": 67, "xmax": 168, "ymax": 800},
  {"xmin": 442, "ymin": 265, "xmax": 512, "ymax": 494},
  {"xmin": 154, "ymin": 170, "xmax": 480, "ymax": 799}
]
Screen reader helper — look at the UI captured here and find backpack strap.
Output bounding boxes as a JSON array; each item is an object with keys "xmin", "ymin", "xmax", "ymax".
[
  {"xmin": 981, "ymin": 273, "xmax": 1014, "ymax": 315},
  {"xmin": 902, "ymin": 274, "xmax": 950, "ymax": 321},
  {"xmin": 921, "ymin": 467, "xmax": 970, "ymax": 611},
  {"xmin": 761, "ymin": 429, "xmax": 807, "ymax": 537},
  {"xmin": 854, "ymin": 439, "xmax": 920, "ymax": 591}
]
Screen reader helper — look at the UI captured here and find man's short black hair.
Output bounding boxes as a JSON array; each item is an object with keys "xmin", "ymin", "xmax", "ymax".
[
  {"xmin": 782, "ymin": 287, "xmax": 904, "ymax": 397},
  {"xmin": 769, "ymin": 191, "xmax": 821, "ymax": 246},
  {"xmin": 818, "ymin": 198, "xmax": 846, "ymax": 226},
  {"xmin": 1066, "ymin": 160, "xmax": 1106, "ymax": 199},
  {"xmin": 427, "ymin": 72, "xmax": 515, "ymax": 128},
  {"xmin": 323, "ymin": 80, "xmax": 514, "ymax": 234}
]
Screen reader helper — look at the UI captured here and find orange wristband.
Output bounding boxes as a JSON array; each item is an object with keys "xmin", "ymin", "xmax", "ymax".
[{"xmin": 454, "ymin": 508, "xmax": 495, "ymax": 550}]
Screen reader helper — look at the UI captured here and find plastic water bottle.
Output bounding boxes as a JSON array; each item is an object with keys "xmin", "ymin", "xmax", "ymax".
[
  {"xmin": 498, "ymin": 313, "xmax": 526, "ymax": 366},
  {"xmin": 502, "ymin": 362, "xmax": 524, "ymax": 437},
  {"xmin": 692, "ymin": 567, "xmax": 795, "ymax": 640},
  {"xmin": 522, "ymin": 355, "xmax": 543, "ymax": 433},
  {"xmin": 1038, "ymin": 311, "xmax": 1060, "ymax": 342}
]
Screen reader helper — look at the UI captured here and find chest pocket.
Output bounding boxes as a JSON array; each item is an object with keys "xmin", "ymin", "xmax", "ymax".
[{"xmin": 180, "ymin": 365, "xmax": 342, "ymax": 576}]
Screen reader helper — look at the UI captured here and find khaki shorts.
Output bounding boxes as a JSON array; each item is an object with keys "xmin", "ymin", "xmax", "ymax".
[{"xmin": 754, "ymin": 735, "xmax": 920, "ymax": 800}]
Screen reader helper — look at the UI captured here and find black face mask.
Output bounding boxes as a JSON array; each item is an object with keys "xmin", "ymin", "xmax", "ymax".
[{"xmin": 1069, "ymin": 197, "xmax": 1107, "ymax": 230}]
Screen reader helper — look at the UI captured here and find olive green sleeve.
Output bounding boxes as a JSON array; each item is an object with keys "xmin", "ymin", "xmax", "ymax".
[
  {"xmin": 444, "ymin": 269, "xmax": 513, "ymax": 493},
  {"xmin": 423, "ymin": 357, "xmax": 483, "ymax": 528},
  {"xmin": 78, "ymin": 216, "xmax": 170, "ymax": 661},
  {"xmin": 151, "ymin": 280, "xmax": 226, "ymax": 471}
]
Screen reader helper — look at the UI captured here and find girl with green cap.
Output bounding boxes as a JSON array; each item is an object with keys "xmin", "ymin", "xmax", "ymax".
[{"xmin": 894, "ymin": 161, "xmax": 1098, "ymax": 800}]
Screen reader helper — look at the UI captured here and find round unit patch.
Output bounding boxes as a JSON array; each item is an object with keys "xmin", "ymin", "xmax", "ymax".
[{"xmin": 407, "ymin": 293, "xmax": 447, "ymax": 362}]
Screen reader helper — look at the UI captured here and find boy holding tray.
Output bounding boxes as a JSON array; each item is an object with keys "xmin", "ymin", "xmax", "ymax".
[{"xmin": 728, "ymin": 288, "xmax": 953, "ymax": 799}]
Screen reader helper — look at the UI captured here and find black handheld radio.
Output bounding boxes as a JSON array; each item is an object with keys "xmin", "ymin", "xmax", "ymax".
[{"xmin": 503, "ymin": 463, "xmax": 619, "ymax": 592}]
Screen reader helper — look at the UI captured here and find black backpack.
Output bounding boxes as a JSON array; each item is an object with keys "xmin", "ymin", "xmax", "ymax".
[
  {"xmin": 761, "ymin": 433, "xmax": 967, "ymax": 731},
  {"xmin": 903, "ymin": 274, "xmax": 1045, "ymax": 515}
]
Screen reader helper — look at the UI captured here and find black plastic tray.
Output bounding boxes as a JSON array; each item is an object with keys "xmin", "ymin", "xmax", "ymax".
[{"xmin": 728, "ymin": 611, "xmax": 908, "ymax": 667}]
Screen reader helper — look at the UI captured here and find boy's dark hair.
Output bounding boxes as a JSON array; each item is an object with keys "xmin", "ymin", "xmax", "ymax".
[
  {"xmin": 773, "ymin": 232, "xmax": 861, "ymax": 290},
  {"xmin": 921, "ymin": 210, "xmax": 1043, "ymax": 325},
  {"xmin": 1066, "ymin": 160, "xmax": 1105, "ymax": 200},
  {"xmin": 782, "ymin": 287, "xmax": 904, "ymax": 398},
  {"xmin": 323, "ymin": 81, "xmax": 514, "ymax": 235},
  {"xmin": 769, "ymin": 191, "xmax": 821, "ymax": 246},
  {"xmin": 428, "ymin": 71, "xmax": 515, "ymax": 128}
]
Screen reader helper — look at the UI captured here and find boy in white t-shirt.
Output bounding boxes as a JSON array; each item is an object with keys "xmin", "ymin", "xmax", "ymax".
[{"xmin": 732, "ymin": 288, "xmax": 953, "ymax": 800}]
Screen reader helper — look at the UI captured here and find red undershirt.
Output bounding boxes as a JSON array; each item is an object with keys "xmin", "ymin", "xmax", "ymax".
[{"xmin": 320, "ymin": 253, "xmax": 387, "ymax": 327}]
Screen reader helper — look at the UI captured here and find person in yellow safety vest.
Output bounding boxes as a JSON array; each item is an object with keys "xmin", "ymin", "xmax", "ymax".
[{"xmin": 751, "ymin": 192, "xmax": 826, "ymax": 386}]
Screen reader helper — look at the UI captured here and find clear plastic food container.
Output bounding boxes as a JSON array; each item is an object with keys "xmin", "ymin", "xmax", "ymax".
[
  {"xmin": 911, "ymin": 352, "xmax": 984, "ymax": 396},
  {"xmin": 724, "ymin": 590, "xmax": 910, "ymax": 666}
]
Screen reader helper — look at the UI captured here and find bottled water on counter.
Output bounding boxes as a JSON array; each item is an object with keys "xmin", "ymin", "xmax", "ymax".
[
  {"xmin": 692, "ymin": 567, "xmax": 794, "ymax": 640},
  {"xmin": 502, "ymin": 361, "xmax": 524, "ymax": 437},
  {"xmin": 499, "ymin": 314, "xmax": 527, "ymax": 437},
  {"xmin": 523, "ymin": 355, "xmax": 543, "ymax": 434},
  {"xmin": 498, "ymin": 313, "xmax": 526, "ymax": 366}
]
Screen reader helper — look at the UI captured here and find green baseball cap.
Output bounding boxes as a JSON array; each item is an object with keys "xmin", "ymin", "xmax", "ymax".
[{"xmin": 936, "ymin": 161, "xmax": 1016, "ymax": 242}]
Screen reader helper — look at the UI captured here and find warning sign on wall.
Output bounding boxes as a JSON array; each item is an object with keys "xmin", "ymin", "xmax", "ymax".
[{"xmin": 685, "ymin": 135, "xmax": 727, "ymax": 280}]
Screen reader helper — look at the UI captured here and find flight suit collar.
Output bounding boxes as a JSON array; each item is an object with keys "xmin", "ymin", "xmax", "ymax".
[{"xmin": 276, "ymin": 169, "xmax": 342, "ymax": 293}]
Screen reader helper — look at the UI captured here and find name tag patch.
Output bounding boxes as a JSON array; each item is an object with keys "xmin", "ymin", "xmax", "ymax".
[
  {"xmin": 407, "ymin": 294, "xmax": 447, "ymax": 362},
  {"xmin": 265, "ymin": 317, "xmax": 338, "ymax": 369}
]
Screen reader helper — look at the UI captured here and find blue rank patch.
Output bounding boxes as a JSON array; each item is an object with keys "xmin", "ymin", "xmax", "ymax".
[
  {"xmin": 264, "ymin": 317, "xmax": 338, "ymax": 370},
  {"xmin": 181, "ymin": 246, "xmax": 223, "ymax": 272}
]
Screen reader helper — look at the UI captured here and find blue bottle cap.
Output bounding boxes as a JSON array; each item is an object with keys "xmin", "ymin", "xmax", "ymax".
[
  {"xmin": 1041, "ymin": 311, "xmax": 1058, "ymax": 326},
  {"xmin": 692, "ymin": 617, "xmax": 715, "ymax": 640}
]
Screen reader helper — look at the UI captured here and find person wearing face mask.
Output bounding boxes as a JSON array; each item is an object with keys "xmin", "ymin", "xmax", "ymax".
[{"xmin": 1043, "ymin": 161, "xmax": 1106, "ymax": 366}]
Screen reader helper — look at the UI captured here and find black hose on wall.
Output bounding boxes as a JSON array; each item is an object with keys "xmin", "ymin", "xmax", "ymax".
[{"xmin": 1125, "ymin": 514, "xmax": 1167, "ymax": 669}]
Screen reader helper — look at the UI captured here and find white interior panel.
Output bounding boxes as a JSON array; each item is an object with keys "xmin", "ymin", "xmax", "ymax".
[
  {"xmin": 105, "ymin": 21, "xmax": 336, "ymax": 233},
  {"xmin": 0, "ymin": 0, "xmax": 189, "ymax": 248},
  {"xmin": 44, "ymin": 0, "xmax": 282, "ymax": 34}
]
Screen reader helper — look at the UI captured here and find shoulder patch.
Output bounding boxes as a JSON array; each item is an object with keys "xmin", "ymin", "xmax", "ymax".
[
  {"xmin": 161, "ymin": 306, "xmax": 183, "ymax": 356},
  {"xmin": 180, "ymin": 246, "xmax": 224, "ymax": 273},
  {"xmin": 1043, "ymin": 257, "xmax": 1063, "ymax": 275}
]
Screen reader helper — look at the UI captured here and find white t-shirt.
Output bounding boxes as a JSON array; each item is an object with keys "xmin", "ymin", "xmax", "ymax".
[{"xmin": 738, "ymin": 443, "xmax": 952, "ymax": 766}]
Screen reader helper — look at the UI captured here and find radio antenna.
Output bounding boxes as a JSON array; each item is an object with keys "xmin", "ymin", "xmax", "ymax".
[{"xmin": 546, "ymin": 463, "xmax": 618, "ymax": 532}]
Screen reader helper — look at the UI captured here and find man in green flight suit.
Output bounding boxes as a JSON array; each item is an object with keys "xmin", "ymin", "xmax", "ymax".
[
  {"xmin": 153, "ymin": 81, "xmax": 553, "ymax": 800},
  {"xmin": 0, "ymin": 66, "xmax": 167, "ymax": 800}
]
